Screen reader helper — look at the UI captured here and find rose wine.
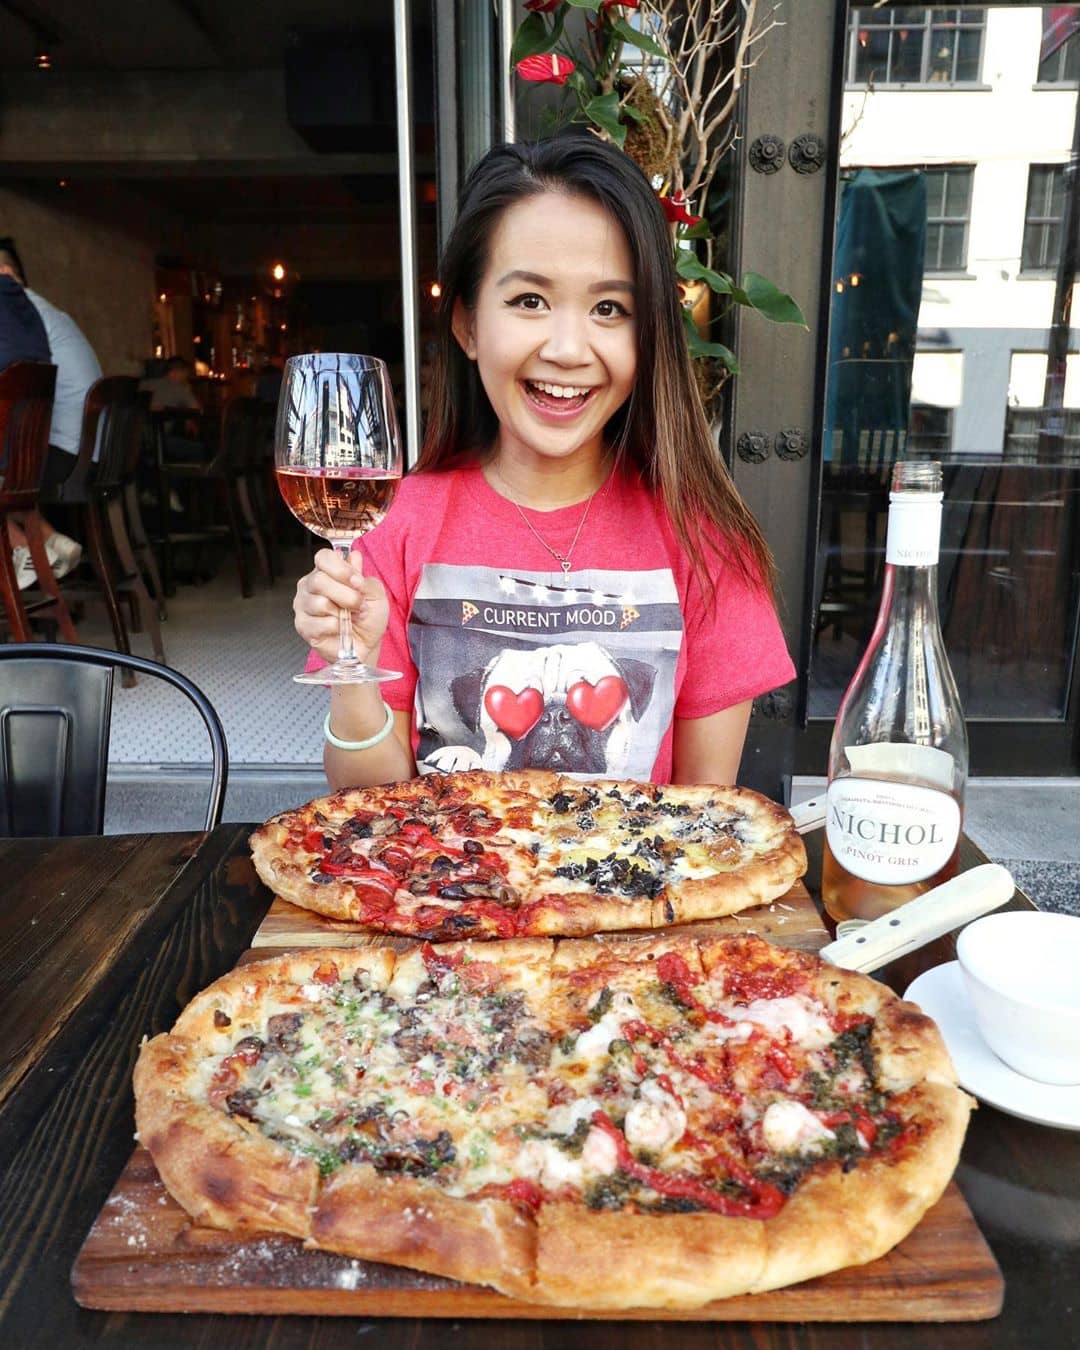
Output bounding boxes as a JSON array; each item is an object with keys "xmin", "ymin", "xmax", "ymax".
[
  {"xmin": 822, "ymin": 460, "xmax": 968, "ymax": 927},
  {"xmin": 276, "ymin": 466, "xmax": 398, "ymax": 541}
]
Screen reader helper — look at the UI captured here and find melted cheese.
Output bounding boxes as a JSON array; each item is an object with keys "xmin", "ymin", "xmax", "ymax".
[
  {"xmin": 624, "ymin": 1077, "xmax": 686, "ymax": 1152},
  {"xmin": 761, "ymin": 1100, "xmax": 835, "ymax": 1156}
]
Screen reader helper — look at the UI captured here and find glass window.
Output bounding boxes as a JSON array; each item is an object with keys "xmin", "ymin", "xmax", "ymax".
[
  {"xmin": 1022, "ymin": 164, "xmax": 1066, "ymax": 271},
  {"xmin": 1038, "ymin": 6, "xmax": 1080, "ymax": 83},
  {"xmin": 924, "ymin": 166, "xmax": 973, "ymax": 270},
  {"xmin": 907, "ymin": 403, "xmax": 954, "ymax": 453},
  {"xmin": 848, "ymin": 7, "xmax": 985, "ymax": 86},
  {"xmin": 1005, "ymin": 352, "xmax": 1080, "ymax": 463}
]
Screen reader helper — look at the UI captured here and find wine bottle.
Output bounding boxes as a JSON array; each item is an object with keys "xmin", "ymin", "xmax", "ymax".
[{"xmin": 822, "ymin": 460, "xmax": 968, "ymax": 927}]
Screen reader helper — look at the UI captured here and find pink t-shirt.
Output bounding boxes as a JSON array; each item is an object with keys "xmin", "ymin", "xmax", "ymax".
[{"xmin": 314, "ymin": 464, "xmax": 794, "ymax": 783}]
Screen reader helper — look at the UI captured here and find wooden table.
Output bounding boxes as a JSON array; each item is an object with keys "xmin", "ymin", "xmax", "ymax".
[{"xmin": 1, "ymin": 826, "xmax": 1077, "ymax": 1348}]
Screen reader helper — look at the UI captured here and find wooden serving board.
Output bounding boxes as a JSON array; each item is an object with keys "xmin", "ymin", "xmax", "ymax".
[
  {"xmin": 249, "ymin": 880, "xmax": 829, "ymax": 954},
  {"xmin": 72, "ymin": 879, "xmax": 1003, "ymax": 1322},
  {"xmin": 72, "ymin": 1149, "xmax": 1002, "ymax": 1320}
]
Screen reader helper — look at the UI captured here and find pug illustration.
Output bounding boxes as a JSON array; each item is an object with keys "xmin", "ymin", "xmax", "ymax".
[{"xmin": 422, "ymin": 641, "xmax": 656, "ymax": 777}]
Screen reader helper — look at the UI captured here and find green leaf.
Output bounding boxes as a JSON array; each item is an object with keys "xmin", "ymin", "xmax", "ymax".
[
  {"xmin": 675, "ymin": 253, "xmax": 733, "ymax": 294},
  {"xmin": 511, "ymin": 14, "xmax": 556, "ymax": 65},
  {"xmin": 621, "ymin": 102, "xmax": 647, "ymax": 124},
  {"xmin": 678, "ymin": 219, "xmax": 712, "ymax": 240},
  {"xmin": 610, "ymin": 16, "xmax": 666, "ymax": 59},
  {"xmin": 740, "ymin": 271, "xmax": 808, "ymax": 328},
  {"xmin": 584, "ymin": 91, "xmax": 627, "ymax": 148}
]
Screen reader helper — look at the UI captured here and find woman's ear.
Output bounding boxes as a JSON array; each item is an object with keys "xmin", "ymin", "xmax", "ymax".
[{"xmin": 451, "ymin": 300, "xmax": 477, "ymax": 361}]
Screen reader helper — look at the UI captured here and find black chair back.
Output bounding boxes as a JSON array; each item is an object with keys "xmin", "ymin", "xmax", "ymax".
[
  {"xmin": 48, "ymin": 376, "xmax": 142, "ymax": 503},
  {"xmin": 0, "ymin": 644, "xmax": 228, "ymax": 836}
]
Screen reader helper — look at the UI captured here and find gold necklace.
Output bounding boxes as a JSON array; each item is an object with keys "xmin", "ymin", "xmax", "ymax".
[{"xmin": 493, "ymin": 464, "xmax": 611, "ymax": 576}]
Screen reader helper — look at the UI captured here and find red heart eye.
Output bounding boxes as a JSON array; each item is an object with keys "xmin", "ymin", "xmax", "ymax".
[
  {"xmin": 484, "ymin": 685, "xmax": 544, "ymax": 739},
  {"xmin": 566, "ymin": 676, "xmax": 628, "ymax": 732}
]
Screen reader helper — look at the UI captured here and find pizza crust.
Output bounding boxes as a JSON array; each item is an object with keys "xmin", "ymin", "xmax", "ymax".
[
  {"xmin": 134, "ymin": 1036, "xmax": 319, "ymax": 1238},
  {"xmin": 311, "ymin": 1169, "xmax": 537, "ymax": 1300}
]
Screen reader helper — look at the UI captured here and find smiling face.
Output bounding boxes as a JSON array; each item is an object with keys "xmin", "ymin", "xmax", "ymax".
[{"xmin": 452, "ymin": 190, "xmax": 638, "ymax": 479}]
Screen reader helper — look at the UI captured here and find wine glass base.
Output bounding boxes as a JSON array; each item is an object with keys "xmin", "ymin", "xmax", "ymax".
[{"xmin": 293, "ymin": 664, "xmax": 402, "ymax": 686}]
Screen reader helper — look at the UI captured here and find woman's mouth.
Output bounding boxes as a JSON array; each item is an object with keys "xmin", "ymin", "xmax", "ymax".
[{"xmin": 523, "ymin": 379, "xmax": 594, "ymax": 414}]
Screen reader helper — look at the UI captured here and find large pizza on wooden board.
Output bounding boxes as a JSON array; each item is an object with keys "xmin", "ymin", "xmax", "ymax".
[
  {"xmin": 134, "ymin": 934, "xmax": 971, "ymax": 1309},
  {"xmin": 249, "ymin": 770, "xmax": 807, "ymax": 939}
]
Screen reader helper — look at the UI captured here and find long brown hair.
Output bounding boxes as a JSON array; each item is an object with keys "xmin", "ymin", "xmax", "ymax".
[{"xmin": 416, "ymin": 135, "xmax": 777, "ymax": 599}]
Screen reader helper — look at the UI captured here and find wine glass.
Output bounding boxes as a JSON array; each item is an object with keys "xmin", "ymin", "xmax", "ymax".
[{"xmin": 274, "ymin": 352, "xmax": 403, "ymax": 684}]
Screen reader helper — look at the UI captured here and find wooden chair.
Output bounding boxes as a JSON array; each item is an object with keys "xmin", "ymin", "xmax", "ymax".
[
  {"xmin": 0, "ymin": 642, "xmax": 228, "ymax": 835},
  {"xmin": 0, "ymin": 361, "xmax": 78, "ymax": 644},
  {"xmin": 155, "ymin": 396, "xmax": 274, "ymax": 599},
  {"xmin": 44, "ymin": 376, "xmax": 165, "ymax": 666}
]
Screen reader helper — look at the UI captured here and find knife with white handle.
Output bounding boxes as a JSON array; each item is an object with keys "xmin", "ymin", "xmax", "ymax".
[
  {"xmin": 818, "ymin": 863, "xmax": 1015, "ymax": 974},
  {"xmin": 789, "ymin": 796, "xmax": 826, "ymax": 835}
]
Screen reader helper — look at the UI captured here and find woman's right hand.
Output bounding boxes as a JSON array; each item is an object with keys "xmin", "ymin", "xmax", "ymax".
[{"xmin": 293, "ymin": 548, "xmax": 390, "ymax": 668}]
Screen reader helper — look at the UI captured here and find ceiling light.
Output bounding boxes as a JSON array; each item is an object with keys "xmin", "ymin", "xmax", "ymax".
[{"xmin": 271, "ymin": 262, "xmax": 286, "ymax": 282}]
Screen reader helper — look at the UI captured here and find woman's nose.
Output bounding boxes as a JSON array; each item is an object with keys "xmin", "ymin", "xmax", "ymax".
[{"xmin": 538, "ymin": 312, "xmax": 590, "ymax": 366}]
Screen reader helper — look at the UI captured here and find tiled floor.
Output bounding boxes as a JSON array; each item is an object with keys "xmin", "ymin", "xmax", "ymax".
[{"xmin": 70, "ymin": 543, "xmax": 1079, "ymax": 918}]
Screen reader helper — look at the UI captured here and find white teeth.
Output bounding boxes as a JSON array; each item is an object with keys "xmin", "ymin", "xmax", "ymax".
[{"xmin": 529, "ymin": 380, "xmax": 591, "ymax": 399}]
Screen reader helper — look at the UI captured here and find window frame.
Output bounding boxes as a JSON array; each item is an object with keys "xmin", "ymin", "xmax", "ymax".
[
  {"xmin": 1036, "ymin": 6, "xmax": 1080, "ymax": 85},
  {"xmin": 846, "ymin": 6, "xmax": 987, "ymax": 88},
  {"xmin": 1021, "ymin": 163, "xmax": 1067, "ymax": 273},
  {"xmin": 923, "ymin": 164, "xmax": 975, "ymax": 272}
]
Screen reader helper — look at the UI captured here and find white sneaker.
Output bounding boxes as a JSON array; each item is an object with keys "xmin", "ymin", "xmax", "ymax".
[
  {"xmin": 11, "ymin": 546, "xmax": 36, "ymax": 590},
  {"xmin": 45, "ymin": 533, "xmax": 83, "ymax": 580}
]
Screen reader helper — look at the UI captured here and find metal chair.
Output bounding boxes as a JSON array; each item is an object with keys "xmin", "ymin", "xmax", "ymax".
[
  {"xmin": 0, "ymin": 361, "xmax": 78, "ymax": 644},
  {"xmin": 0, "ymin": 643, "xmax": 228, "ymax": 836}
]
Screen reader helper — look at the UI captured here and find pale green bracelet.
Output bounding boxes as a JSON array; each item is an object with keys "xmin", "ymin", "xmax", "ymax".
[{"xmin": 323, "ymin": 702, "xmax": 395, "ymax": 752}]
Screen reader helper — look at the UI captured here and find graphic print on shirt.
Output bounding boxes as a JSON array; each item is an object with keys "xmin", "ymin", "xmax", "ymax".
[{"xmin": 408, "ymin": 564, "xmax": 684, "ymax": 779}]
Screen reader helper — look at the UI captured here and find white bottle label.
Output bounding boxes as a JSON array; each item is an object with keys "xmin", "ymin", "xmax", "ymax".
[
  {"xmin": 886, "ymin": 492, "xmax": 942, "ymax": 567},
  {"xmin": 826, "ymin": 777, "xmax": 961, "ymax": 885}
]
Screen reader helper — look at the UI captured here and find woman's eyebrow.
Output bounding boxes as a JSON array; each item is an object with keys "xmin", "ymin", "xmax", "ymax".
[{"xmin": 495, "ymin": 269, "xmax": 636, "ymax": 295}]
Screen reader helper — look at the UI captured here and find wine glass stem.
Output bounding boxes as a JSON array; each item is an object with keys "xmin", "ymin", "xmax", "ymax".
[{"xmin": 335, "ymin": 540, "xmax": 359, "ymax": 666}]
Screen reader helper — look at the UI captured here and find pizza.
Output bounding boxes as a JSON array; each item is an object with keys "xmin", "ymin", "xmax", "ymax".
[
  {"xmin": 249, "ymin": 770, "xmax": 806, "ymax": 940},
  {"xmin": 134, "ymin": 933, "xmax": 971, "ymax": 1309}
]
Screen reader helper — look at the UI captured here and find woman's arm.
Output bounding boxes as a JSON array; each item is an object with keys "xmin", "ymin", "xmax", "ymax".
[
  {"xmin": 295, "ymin": 547, "xmax": 417, "ymax": 789},
  {"xmin": 671, "ymin": 701, "xmax": 753, "ymax": 786},
  {"xmin": 323, "ymin": 692, "xmax": 416, "ymax": 790}
]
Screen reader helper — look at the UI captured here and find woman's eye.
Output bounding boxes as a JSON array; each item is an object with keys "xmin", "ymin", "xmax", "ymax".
[
  {"xmin": 593, "ymin": 299, "xmax": 630, "ymax": 319},
  {"xmin": 507, "ymin": 293, "xmax": 546, "ymax": 311}
]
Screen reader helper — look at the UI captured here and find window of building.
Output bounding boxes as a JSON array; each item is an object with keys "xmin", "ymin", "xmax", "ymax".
[
  {"xmin": 848, "ymin": 8, "xmax": 985, "ymax": 86},
  {"xmin": 1037, "ymin": 7, "xmax": 1080, "ymax": 83},
  {"xmin": 907, "ymin": 404, "xmax": 954, "ymax": 454},
  {"xmin": 923, "ymin": 167, "xmax": 973, "ymax": 271},
  {"xmin": 1005, "ymin": 352, "xmax": 1080, "ymax": 462},
  {"xmin": 1021, "ymin": 164, "xmax": 1067, "ymax": 271}
]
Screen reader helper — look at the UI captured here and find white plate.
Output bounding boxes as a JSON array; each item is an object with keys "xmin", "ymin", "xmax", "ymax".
[{"xmin": 904, "ymin": 962, "xmax": 1080, "ymax": 1132}]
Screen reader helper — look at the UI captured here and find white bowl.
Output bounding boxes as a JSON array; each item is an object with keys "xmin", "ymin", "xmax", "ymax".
[{"xmin": 956, "ymin": 911, "xmax": 1080, "ymax": 1086}]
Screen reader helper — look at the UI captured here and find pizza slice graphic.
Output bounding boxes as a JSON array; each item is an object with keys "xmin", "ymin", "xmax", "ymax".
[
  {"xmin": 461, "ymin": 601, "xmax": 479, "ymax": 626},
  {"xmin": 620, "ymin": 606, "xmax": 640, "ymax": 631}
]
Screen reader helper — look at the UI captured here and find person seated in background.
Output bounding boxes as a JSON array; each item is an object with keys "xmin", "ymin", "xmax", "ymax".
[
  {"xmin": 139, "ymin": 355, "xmax": 207, "ymax": 463},
  {"xmin": 0, "ymin": 236, "xmax": 91, "ymax": 588}
]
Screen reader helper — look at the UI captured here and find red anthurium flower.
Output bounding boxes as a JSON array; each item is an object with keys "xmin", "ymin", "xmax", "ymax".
[
  {"xmin": 602, "ymin": 0, "xmax": 639, "ymax": 9},
  {"xmin": 659, "ymin": 191, "xmax": 703, "ymax": 227},
  {"xmin": 524, "ymin": 0, "xmax": 562, "ymax": 11},
  {"xmin": 515, "ymin": 53, "xmax": 576, "ymax": 85}
]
